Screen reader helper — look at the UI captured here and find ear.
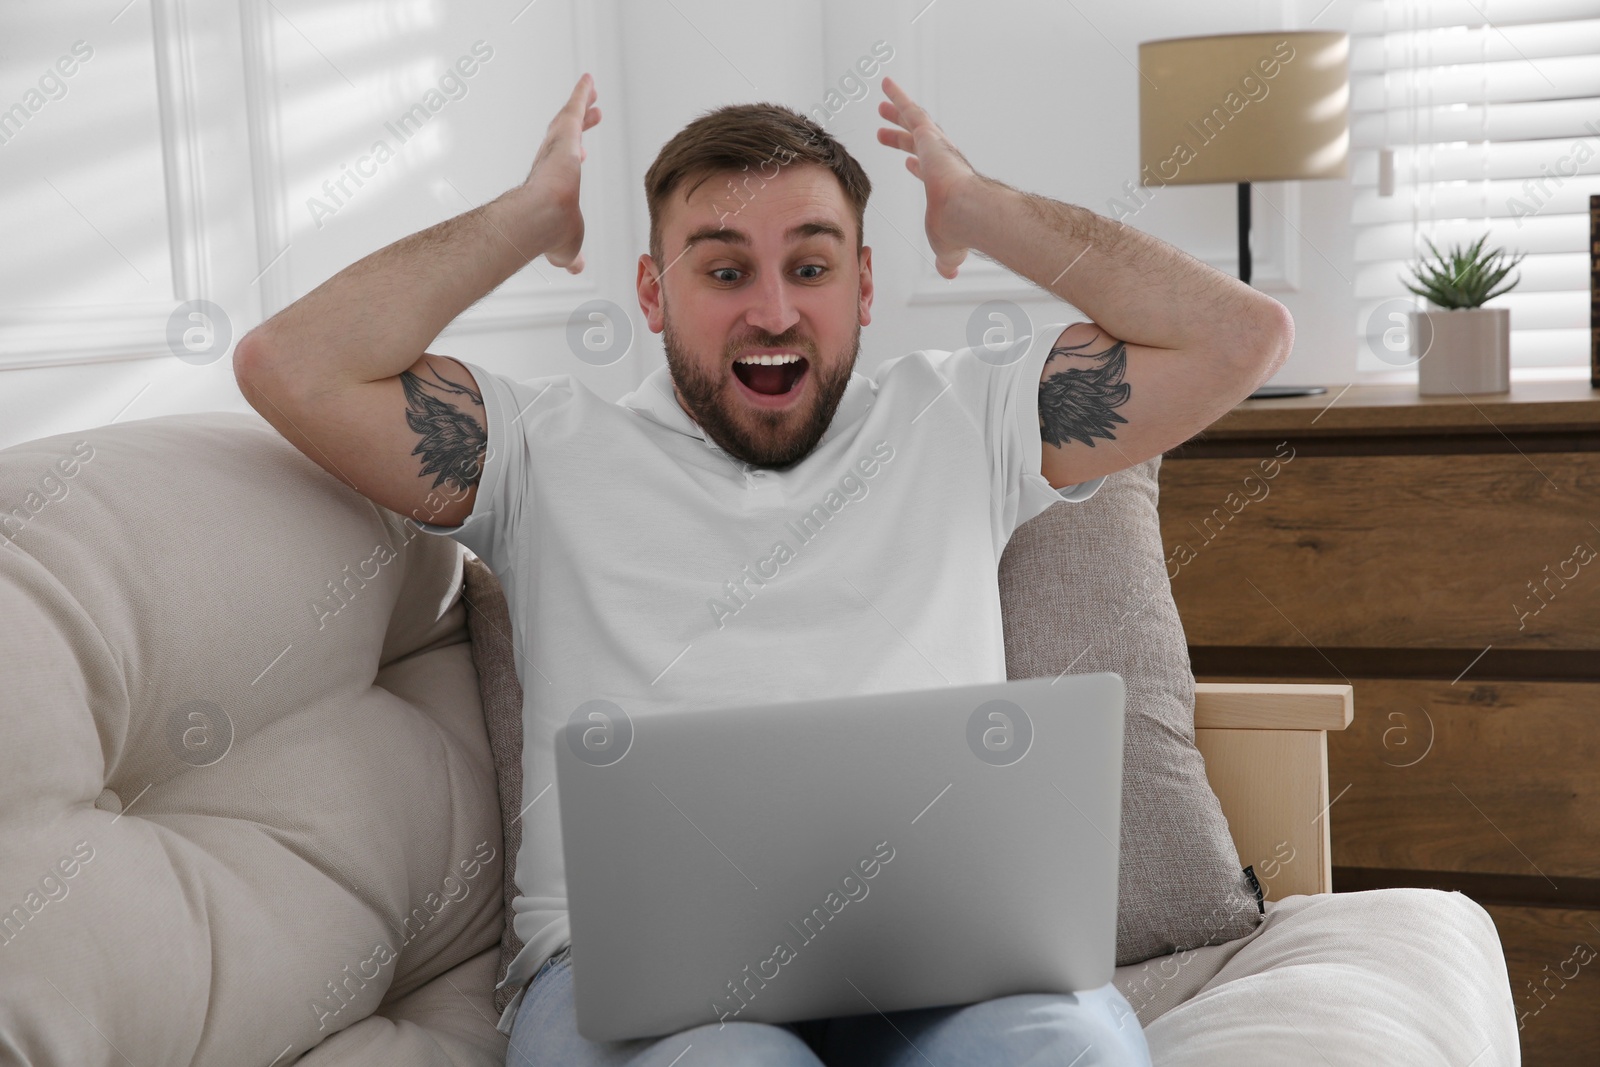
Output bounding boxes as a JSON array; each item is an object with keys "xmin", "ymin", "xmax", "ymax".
[
  {"xmin": 858, "ymin": 245, "xmax": 873, "ymax": 328},
  {"xmin": 637, "ymin": 254, "xmax": 665, "ymax": 333}
]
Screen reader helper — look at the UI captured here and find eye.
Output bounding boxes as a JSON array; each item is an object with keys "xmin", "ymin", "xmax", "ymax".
[{"xmin": 708, "ymin": 264, "xmax": 828, "ymax": 284}]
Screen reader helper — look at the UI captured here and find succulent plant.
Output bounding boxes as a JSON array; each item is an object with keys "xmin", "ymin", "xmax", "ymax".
[{"xmin": 1400, "ymin": 233, "xmax": 1524, "ymax": 310}]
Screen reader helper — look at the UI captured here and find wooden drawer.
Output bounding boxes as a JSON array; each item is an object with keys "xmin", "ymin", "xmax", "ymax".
[
  {"xmin": 1164, "ymin": 384, "xmax": 1600, "ymax": 1065},
  {"xmin": 1484, "ymin": 904, "xmax": 1600, "ymax": 1066},
  {"xmin": 1202, "ymin": 675, "xmax": 1600, "ymax": 882},
  {"xmin": 1160, "ymin": 452, "xmax": 1600, "ymax": 651}
]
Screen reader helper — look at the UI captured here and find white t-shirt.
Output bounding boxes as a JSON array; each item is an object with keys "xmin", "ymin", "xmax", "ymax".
[{"xmin": 417, "ymin": 323, "xmax": 1108, "ymax": 1033}]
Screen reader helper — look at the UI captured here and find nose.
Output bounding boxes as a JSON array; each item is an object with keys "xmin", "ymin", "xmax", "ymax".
[{"xmin": 743, "ymin": 264, "xmax": 800, "ymax": 340}]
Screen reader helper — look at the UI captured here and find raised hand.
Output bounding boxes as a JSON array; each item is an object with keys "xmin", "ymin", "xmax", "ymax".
[
  {"xmin": 875, "ymin": 75, "xmax": 987, "ymax": 280},
  {"xmin": 522, "ymin": 72, "xmax": 600, "ymax": 274}
]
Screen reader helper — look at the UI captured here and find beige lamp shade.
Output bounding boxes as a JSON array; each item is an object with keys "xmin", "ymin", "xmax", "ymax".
[{"xmin": 1137, "ymin": 31, "xmax": 1349, "ymax": 185}]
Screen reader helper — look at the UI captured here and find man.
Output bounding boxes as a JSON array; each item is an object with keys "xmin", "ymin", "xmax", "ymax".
[{"xmin": 235, "ymin": 72, "xmax": 1291, "ymax": 1066}]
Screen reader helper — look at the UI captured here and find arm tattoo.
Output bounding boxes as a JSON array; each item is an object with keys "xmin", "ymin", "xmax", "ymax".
[
  {"xmin": 1039, "ymin": 336, "xmax": 1131, "ymax": 449},
  {"xmin": 400, "ymin": 361, "xmax": 487, "ymax": 493}
]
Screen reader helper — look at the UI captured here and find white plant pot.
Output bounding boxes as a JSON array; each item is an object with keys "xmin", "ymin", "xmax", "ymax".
[{"xmin": 1410, "ymin": 306, "xmax": 1511, "ymax": 396}]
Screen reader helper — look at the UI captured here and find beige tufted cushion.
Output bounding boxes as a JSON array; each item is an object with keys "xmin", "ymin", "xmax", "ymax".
[
  {"xmin": 0, "ymin": 412, "xmax": 506, "ymax": 1066},
  {"xmin": 463, "ymin": 451, "xmax": 1261, "ymax": 1005}
]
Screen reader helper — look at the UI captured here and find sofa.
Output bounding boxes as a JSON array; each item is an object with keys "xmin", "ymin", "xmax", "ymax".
[{"xmin": 0, "ymin": 408, "xmax": 1520, "ymax": 1065}]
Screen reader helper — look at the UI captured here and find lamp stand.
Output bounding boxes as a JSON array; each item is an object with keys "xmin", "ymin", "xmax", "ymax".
[
  {"xmin": 1235, "ymin": 182, "xmax": 1324, "ymax": 401},
  {"xmin": 1237, "ymin": 181, "xmax": 1252, "ymax": 287}
]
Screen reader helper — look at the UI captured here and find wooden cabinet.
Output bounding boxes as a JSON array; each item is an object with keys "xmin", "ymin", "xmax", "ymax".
[{"xmin": 1159, "ymin": 379, "xmax": 1600, "ymax": 1065}]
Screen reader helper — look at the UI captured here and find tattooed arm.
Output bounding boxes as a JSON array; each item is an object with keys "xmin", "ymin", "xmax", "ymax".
[
  {"xmin": 233, "ymin": 185, "xmax": 560, "ymax": 528},
  {"xmin": 1032, "ymin": 313, "xmax": 1281, "ymax": 491},
  {"xmin": 233, "ymin": 74, "xmax": 599, "ymax": 526},
  {"xmin": 873, "ymin": 75, "xmax": 1292, "ymax": 489},
  {"xmin": 991, "ymin": 179, "xmax": 1294, "ymax": 487},
  {"xmin": 960, "ymin": 185, "xmax": 1291, "ymax": 489},
  {"xmin": 235, "ymin": 351, "xmax": 489, "ymax": 528}
]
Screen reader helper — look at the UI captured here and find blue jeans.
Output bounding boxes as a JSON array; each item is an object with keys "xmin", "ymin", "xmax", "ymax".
[{"xmin": 505, "ymin": 946, "xmax": 1152, "ymax": 1066}]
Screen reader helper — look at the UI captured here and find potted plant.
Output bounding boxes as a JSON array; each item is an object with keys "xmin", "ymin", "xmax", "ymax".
[{"xmin": 1401, "ymin": 234, "xmax": 1524, "ymax": 396}]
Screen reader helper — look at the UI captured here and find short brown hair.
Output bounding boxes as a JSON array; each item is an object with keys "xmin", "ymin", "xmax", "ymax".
[{"xmin": 643, "ymin": 102, "xmax": 872, "ymax": 271}]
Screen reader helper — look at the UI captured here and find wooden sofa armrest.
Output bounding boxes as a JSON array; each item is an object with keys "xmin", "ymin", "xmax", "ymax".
[{"xmin": 1192, "ymin": 682, "xmax": 1355, "ymax": 902}]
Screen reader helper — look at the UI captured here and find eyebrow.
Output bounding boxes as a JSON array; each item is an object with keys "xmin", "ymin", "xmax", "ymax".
[{"xmin": 681, "ymin": 219, "xmax": 847, "ymax": 253}]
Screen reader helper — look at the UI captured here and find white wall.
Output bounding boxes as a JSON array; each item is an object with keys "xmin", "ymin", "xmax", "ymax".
[{"xmin": 0, "ymin": 0, "xmax": 1356, "ymax": 453}]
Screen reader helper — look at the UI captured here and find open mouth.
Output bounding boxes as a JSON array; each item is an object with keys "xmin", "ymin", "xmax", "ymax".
[{"xmin": 731, "ymin": 355, "xmax": 809, "ymax": 402}]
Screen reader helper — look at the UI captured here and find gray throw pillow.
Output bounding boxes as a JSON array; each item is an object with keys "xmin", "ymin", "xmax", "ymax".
[
  {"xmin": 999, "ymin": 453, "xmax": 1262, "ymax": 964},
  {"xmin": 461, "ymin": 555, "xmax": 527, "ymax": 1015}
]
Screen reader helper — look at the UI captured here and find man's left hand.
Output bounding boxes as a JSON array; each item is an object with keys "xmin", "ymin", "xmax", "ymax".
[{"xmin": 876, "ymin": 75, "xmax": 988, "ymax": 280}]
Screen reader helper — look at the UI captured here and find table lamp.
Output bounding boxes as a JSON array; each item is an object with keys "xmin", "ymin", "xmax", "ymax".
[{"xmin": 1137, "ymin": 31, "xmax": 1350, "ymax": 286}]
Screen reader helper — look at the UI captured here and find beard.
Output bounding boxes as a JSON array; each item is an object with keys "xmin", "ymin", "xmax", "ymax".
[{"xmin": 662, "ymin": 298, "xmax": 860, "ymax": 470}]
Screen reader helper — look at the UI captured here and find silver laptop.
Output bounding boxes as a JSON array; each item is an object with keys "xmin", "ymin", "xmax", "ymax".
[{"xmin": 554, "ymin": 672, "xmax": 1126, "ymax": 1042}]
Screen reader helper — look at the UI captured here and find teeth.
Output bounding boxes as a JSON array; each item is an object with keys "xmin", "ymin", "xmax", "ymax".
[{"xmin": 734, "ymin": 353, "xmax": 802, "ymax": 366}]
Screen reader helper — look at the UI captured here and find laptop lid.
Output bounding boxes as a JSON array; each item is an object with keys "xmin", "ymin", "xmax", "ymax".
[{"xmin": 554, "ymin": 671, "xmax": 1125, "ymax": 1041}]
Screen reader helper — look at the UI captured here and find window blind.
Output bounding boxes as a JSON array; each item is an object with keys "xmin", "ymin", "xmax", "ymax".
[{"xmin": 1349, "ymin": 0, "xmax": 1600, "ymax": 372}]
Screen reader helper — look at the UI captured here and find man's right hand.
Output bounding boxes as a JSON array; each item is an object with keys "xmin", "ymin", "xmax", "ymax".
[{"xmin": 523, "ymin": 72, "xmax": 600, "ymax": 275}]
